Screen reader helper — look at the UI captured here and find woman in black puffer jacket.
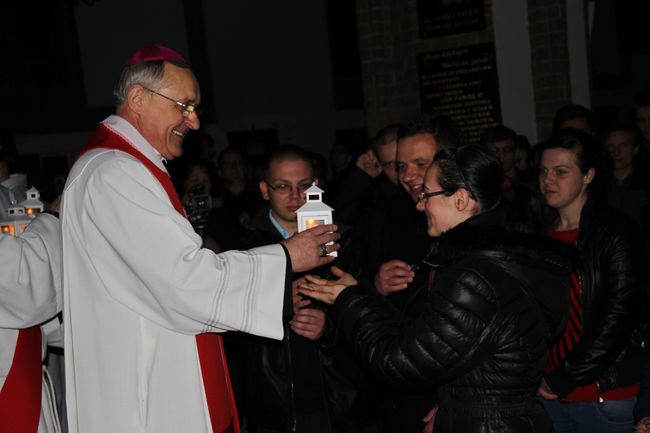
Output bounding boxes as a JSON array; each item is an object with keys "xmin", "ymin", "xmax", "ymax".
[{"xmin": 300, "ymin": 145, "xmax": 573, "ymax": 433}]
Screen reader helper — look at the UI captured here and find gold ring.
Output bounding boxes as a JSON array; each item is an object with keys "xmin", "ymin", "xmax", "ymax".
[{"xmin": 320, "ymin": 244, "xmax": 328, "ymax": 257}]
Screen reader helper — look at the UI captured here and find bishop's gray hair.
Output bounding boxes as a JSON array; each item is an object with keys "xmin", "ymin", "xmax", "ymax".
[{"xmin": 112, "ymin": 59, "xmax": 191, "ymax": 107}]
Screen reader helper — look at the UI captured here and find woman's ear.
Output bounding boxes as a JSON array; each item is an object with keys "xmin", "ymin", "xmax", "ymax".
[
  {"xmin": 454, "ymin": 188, "xmax": 468, "ymax": 211},
  {"xmin": 454, "ymin": 188, "xmax": 477, "ymax": 214}
]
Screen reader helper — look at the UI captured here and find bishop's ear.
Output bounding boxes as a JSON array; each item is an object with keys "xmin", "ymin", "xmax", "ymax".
[{"xmin": 126, "ymin": 85, "xmax": 147, "ymax": 114}]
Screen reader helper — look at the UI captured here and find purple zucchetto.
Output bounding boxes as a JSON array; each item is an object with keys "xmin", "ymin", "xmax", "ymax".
[{"xmin": 124, "ymin": 44, "xmax": 186, "ymax": 67}]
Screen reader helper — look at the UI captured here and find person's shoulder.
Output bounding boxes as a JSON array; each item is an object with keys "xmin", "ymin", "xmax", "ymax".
[
  {"xmin": 434, "ymin": 222, "xmax": 573, "ymax": 278},
  {"xmin": 67, "ymin": 149, "xmax": 158, "ymax": 197},
  {"xmin": 580, "ymin": 203, "xmax": 647, "ymax": 254},
  {"xmin": 74, "ymin": 149, "xmax": 150, "ymax": 179},
  {"xmin": 590, "ymin": 203, "xmax": 643, "ymax": 235}
]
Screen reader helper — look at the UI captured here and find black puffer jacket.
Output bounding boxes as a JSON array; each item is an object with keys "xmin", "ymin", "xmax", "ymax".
[
  {"xmin": 544, "ymin": 200, "xmax": 649, "ymax": 397},
  {"xmin": 331, "ymin": 211, "xmax": 573, "ymax": 433}
]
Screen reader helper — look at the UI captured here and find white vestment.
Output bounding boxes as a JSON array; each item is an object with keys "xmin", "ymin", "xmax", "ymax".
[
  {"xmin": 62, "ymin": 115, "xmax": 287, "ymax": 433},
  {"xmin": 0, "ymin": 213, "xmax": 63, "ymax": 433}
]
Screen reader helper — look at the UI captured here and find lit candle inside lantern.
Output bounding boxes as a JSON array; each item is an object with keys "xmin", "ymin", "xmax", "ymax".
[{"xmin": 306, "ymin": 219, "xmax": 324, "ymax": 229}]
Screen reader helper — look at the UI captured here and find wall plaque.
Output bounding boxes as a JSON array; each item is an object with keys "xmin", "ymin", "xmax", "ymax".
[
  {"xmin": 418, "ymin": 43, "xmax": 501, "ymax": 144},
  {"xmin": 418, "ymin": 0, "xmax": 485, "ymax": 39}
]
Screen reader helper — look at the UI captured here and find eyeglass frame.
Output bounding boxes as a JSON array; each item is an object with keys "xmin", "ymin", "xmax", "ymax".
[
  {"xmin": 418, "ymin": 189, "xmax": 448, "ymax": 202},
  {"xmin": 142, "ymin": 86, "xmax": 201, "ymax": 117},
  {"xmin": 266, "ymin": 180, "xmax": 315, "ymax": 195}
]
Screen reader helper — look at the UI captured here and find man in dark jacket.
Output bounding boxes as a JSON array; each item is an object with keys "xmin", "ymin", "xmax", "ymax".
[
  {"xmin": 341, "ymin": 116, "xmax": 463, "ymax": 433},
  {"xmin": 235, "ymin": 144, "xmax": 378, "ymax": 433},
  {"xmin": 331, "ymin": 123, "xmax": 401, "ymax": 228}
]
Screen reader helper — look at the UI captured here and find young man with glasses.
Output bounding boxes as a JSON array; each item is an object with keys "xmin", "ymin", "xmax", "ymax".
[
  {"xmin": 228, "ymin": 144, "xmax": 378, "ymax": 433},
  {"xmin": 61, "ymin": 45, "xmax": 339, "ymax": 433},
  {"xmin": 257, "ymin": 145, "xmax": 316, "ymax": 239}
]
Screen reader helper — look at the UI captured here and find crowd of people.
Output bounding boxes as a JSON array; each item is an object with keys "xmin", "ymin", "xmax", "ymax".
[{"xmin": 1, "ymin": 44, "xmax": 650, "ymax": 433}]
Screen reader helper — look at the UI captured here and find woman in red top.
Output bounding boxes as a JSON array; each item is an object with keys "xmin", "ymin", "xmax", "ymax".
[{"xmin": 537, "ymin": 129, "xmax": 649, "ymax": 433}]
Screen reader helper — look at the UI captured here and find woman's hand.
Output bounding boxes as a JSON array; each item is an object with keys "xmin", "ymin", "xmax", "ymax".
[
  {"xmin": 298, "ymin": 266, "xmax": 357, "ymax": 305},
  {"xmin": 634, "ymin": 417, "xmax": 650, "ymax": 433},
  {"xmin": 422, "ymin": 405, "xmax": 438, "ymax": 433},
  {"xmin": 537, "ymin": 379, "xmax": 559, "ymax": 400}
]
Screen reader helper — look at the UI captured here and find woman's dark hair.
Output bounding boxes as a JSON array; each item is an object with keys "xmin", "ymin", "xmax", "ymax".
[
  {"xmin": 433, "ymin": 145, "xmax": 503, "ymax": 213},
  {"xmin": 537, "ymin": 128, "xmax": 612, "ymax": 197}
]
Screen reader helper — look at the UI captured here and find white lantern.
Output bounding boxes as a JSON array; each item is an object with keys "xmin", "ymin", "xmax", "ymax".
[
  {"xmin": 0, "ymin": 203, "xmax": 32, "ymax": 237},
  {"xmin": 20, "ymin": 187, "xmax": 45, "ymax": 216},
  {"xmin": 0, "ymin": 187, "xmax": 45, "ymax": 237},
  {"xmin": 296, "ymin": 183, "xmax": 336, "ymax": 257}
]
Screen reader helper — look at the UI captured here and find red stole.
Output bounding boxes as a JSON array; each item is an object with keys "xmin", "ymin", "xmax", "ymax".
[
  {"xmin": 0, "ymin": 326, "xmax": 42, "ymax": 433},
  {"xmin": 82, "ymin": 124, "xmax": 239, "ymax": 433}
]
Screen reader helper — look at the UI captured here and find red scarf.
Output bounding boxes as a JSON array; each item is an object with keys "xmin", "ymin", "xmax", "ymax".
[
  {"xmin": 82, "ymin": 124, "xmax": 238, "ymax": 433},
  {"xmin": 0, "ymin": 326, "xmax": 42, "ymax": 433}
]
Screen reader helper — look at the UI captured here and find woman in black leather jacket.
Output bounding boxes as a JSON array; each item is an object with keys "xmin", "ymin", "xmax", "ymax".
[
  {"xmin": 537, "ymin": 129, "xmax": 649, "ymax": 433},
  {"xmin": 300, "ymin": 145, "xmax": 573, "ymax": 433}
]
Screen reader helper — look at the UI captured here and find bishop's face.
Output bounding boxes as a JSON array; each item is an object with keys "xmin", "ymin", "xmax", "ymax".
[{"xmin": 140, "ymin": 63, "xmax": 201, "ymax": 160}]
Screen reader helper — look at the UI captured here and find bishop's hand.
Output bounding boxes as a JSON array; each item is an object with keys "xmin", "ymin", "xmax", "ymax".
[{"xmin": 282, "ymin": 224, "xmax": 340, "ymax": 272}]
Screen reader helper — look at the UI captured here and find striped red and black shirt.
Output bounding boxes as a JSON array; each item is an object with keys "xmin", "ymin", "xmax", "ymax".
[
  {"xmin": 546, "ymin": 228, "xmax": 582, "ymax": 373},
  {"xmin": 545, "ymin": 227, "xmax": 639, "ymax": 402}
]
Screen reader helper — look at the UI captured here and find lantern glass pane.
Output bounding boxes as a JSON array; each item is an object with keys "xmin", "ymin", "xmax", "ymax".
[{"xmin": 306, "ymin": 218, "xmax": 326, "ymax": 229}]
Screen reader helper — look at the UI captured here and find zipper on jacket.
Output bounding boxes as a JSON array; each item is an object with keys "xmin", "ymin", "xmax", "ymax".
[
  {"xmin": 286, "ymin": 326, "xmax": 297, "ymax": 432},
  {"xmin": 596, "ymin": 381, "xmax": 604, "ymax": 403}
]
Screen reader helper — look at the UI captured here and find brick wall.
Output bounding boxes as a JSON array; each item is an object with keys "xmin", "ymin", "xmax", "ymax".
[
  {"xmin": 356, "ymin": 0, "xmax": 574, "ymax": 141},
  {"xmin": 355, "ymin": 0, "xmax": 494, "ymax": 136},
  {"xmin": 528, "ymin": 0, "xmax": 571, "ymax": 140}
]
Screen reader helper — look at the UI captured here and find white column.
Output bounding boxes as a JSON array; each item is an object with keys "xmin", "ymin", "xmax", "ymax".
[
  {"xmin": 566, "ymin": 0, "xmax": 591, "ymax": 108},
  {"xmin": 492, "ymin": 0, "xmax": 538, "ymax": 142}
]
